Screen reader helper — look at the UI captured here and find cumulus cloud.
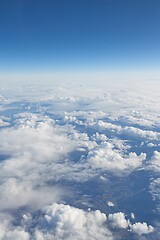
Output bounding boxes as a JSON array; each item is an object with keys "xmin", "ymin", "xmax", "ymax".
[
  {"xmin": 91, "ymin": 132, "xmax": 108, "ymax": 142},
  {"xmin": 0, "ymin": 203, "xmax": 113, "ymax": 240},
  {"xmin": 39, "ymin": 203, "xmax": 112, "ymax": 240},
  {"xmin": 108, "ymin": 212, "xmax": 154, "ymax": 235},
  {"xmin": 148, "ymin": 151, "xmax": 160, "ymax": 172},
  {"xmin": 0, "ymin": 119, "xmax": 74, "ymax": 164},
  {"xmin": 95, "ymin": 120, "xmax": 160, "ymax": 141},
  {"xmin": 0, "ymin": 116, "xmax": 77, "ymax": 210},
  {"xmin": 108, "ymin": 212, "xmax": 130, "ymax": 229},
  {"xmin": 0, "ymin": 202, "xmax": 153, "ymax": 240},
  {"xmin": 130, "ymin": 222, "xmax": 154, "ymax": 235},
  {"xmin": 117, "ymin": 111, "xmax": 159, "ymax": 128},
  {"xmin": 86, "ymin": 142, "xmax": 146, "ymax": 173},
  {"xmin": 107, "ymin": 201, "xmax": 114, "ymax": 207},
  {"xmin": 119, "ymin": 126, "xmax": 160, "ymax": 141},
  {"xmin": 149, "ymin": 178, "xmax": 160, "ymax": 213},
  {"xmin": 0, "ymin": 212, "xmax": 29, "ymax": 240}
]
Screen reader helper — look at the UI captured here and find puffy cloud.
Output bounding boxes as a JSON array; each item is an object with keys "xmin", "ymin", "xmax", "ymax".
[
  {"xmin": 117, "ymin": 111, "xmax": 158, "ymax": 128},
  {"xmin": 150, "ymin": 178, "xmax": 160, "ymax": 201},
  {"xmin": 149, "ymin": 178, "xmax": 160, "ymax": 213},
  {"xmin": 96, "ymin": 120, "xmax": 160, "ymax": 141},
  {"xmin": 3, "ymin": 228, "xmax": 30, "ymax": 240},
  {"xmin": 0, "ymin": 118, "xmax": 10, "ymax": 127},
  {"xmin": 0, "ymin": 116, "xmax": 77, "ymax": 210},
  {"xmin": 39, "ymin": 203, "xmax": 112, "ymax": 240},
  {"xmin": 148, "ymin": 151, "xmax": 160, "ymax": 172},
  {"xmin": 63, "ymin": 110, "xmax": 107, "ymax": 121},
  {"xmin": 107, "ymin": 201, "xmax": 114, "ymax": 207},
  {"xmin": 130, "ymin": 222, "xmax": 154, "ymax": 235},
  {"xmin": 91, "ymin": 132, "xmax": 108, "ymax": 142},
  {"xmin": 86, "ymin": 142, "xmax": 146, "ymax": 173},
  {"xmin": 108, "ymin": 212, "xmax": 129, "ymax": 229},
  {"xmin": 0, "ymin": 119, "xmax": 74, "ymax": 164},
  {"xmin": 119, "ymin": 126, "xmax": 160, "ymax": 141},
  {"xmin": 1, "ymin": 206, "xmax": 152, "ymax": 240},
  {"xmin": 0, "ymin": 178, "xmax": 62, "ymax": 210},
  {"xmin": 0, "ymin": 213, "xmax": 29, "ymax": 240},
  {"xmin": 131, "ymin": 212, "xmax": 135, "ymax": 219},
  {"xmin": 108, "ymin": 212, "xmax": 154, "ymax": 235},
  {"xmin": 95, "ymin": 120, "xmax": 121, "ymax": 132},
  {"xmin": 0, "ymin": 203, "xmax": 113, "ymax": 240},
  {"xmin": 0, "ymin": 110, "xmax": 148, "ymax": 202}
]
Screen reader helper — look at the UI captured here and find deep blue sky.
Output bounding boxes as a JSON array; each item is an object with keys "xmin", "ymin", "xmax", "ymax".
[{"xmin": 0, "ymin": 0, "xmax": 160, "ymax": 75}]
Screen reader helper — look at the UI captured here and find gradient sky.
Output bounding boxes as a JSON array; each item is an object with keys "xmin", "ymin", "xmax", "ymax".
[{"xmin": 0, "ymin": 0, "xmax": 160, "ymax": 78}]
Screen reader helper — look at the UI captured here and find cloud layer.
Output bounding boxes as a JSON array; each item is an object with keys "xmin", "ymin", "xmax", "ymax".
[{"xmin": 0, "ymin": 81, "xmax": 159, "ymax": 239}]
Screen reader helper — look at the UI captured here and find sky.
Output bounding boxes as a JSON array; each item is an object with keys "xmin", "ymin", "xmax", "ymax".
[
  {"xmin": 0, "ymin": 0, "xmax": 160, "ymax": 81},
  {"xmin": 0, "ymin": 2, "xmax": 160, "ymax": 238}
]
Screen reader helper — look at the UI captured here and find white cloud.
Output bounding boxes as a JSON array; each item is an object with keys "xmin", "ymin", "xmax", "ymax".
[
  {"xmin": 0, "ymin": 213, "xmax": 29, "ymax": 240},
  {"xmin": 107, "ymin": 201, "xmax": 114, "ymax": 207},
  {"xmin": 148, "ymin": 151, "xmax": 160, "ymax": 172},
  {"xmin": 0, "ymin": 178, "xmax": 62, "ymax": 210},
  {"xmin": 1, "ymin": 203, "xmax": 113, "ymax": 240},
  {"xmin": 0, "ymin": 118, "xmax": 10, "ymax": 127},
  {"xmin": 108, "ymin": 212, "xmax": 154, "ymax": 235},
  {"xmin": 95, "ymin": 120, "xmax": 160, "ymax": 140},
  {"xmin": 108, "ymin": 212, "xmax": 129, "ymax": 229},
  {"xmin": 63, "ymin": 110, "xmax": 107, "ymax": 121},
  {"xmin": 118, "ymin": 111, "xmax": 159, "ymax": 128},
  {"xmin": 130, "ymin": 222, "xmax": 154, "ymax": 235},
  {"xmin": 0, "ymin": 120, "xmax": 74, "ymax": 164},
  {"xmin": 0, "ymin": 80, "xmax": 159, "ymax": 238},
  {"xmin": 83, "ymin": 118, "xmax": 160, "ymax": 142},
  {"xmin": 149, "ymin": 178, "xmax": 160, "ymax": 213},
  {"xmin": 39, "ymin": 203, "xmax": 112, "ymax": 240},
  {"xmin": 119, "ymin": 126, "xmax": 160, "ymax": 141},
  {"xmin": 86, "ymin": 142, "xmax": 146, "ymax": 173},
  {"xmin": 0, "ymin": 116, "xmax": 77, "ymax": 210},
  {"xmin": 0, "ymin": 206, "xmax": 154, "ymax": 239},
  {"xmin": 3, "ymin": 228, "xmax": 30, "ymax": 240},
  {"xmin": 150, "ymin": 178, "xmax": 160, "ymax": 201},
  {"xmin": 93, "ymin": 120, "xmax": 122, "ymax": 132},
  {"xmin": 91, "ymin": 132, "xmax": 108, "ymax": 142}
]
